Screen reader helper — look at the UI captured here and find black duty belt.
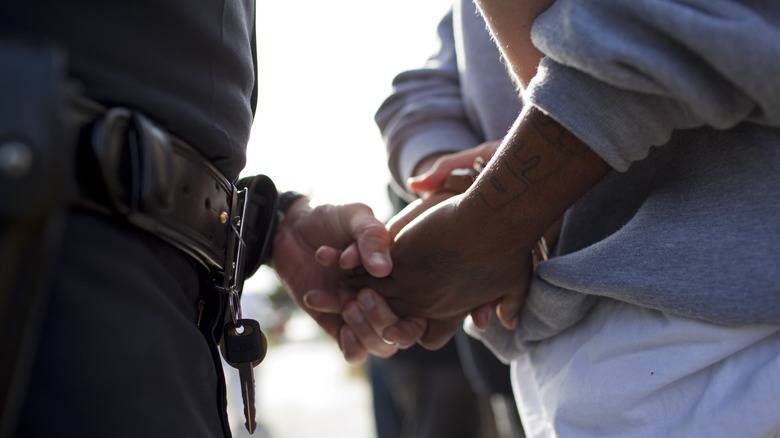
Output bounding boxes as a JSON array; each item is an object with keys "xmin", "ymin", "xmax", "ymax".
[
  {"xmin": 72, "ymin": 96, "xmax": 278, "ymax": 283},
  {"xmin": 1, "ymin": 39, "xmax": 275, "ymax": 438},
  {"xmin": 71, "ymin": 96, "xmax": 278, "ymax": 435}
]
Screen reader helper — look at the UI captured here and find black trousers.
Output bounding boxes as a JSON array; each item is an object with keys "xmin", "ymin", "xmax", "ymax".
[{"xmin": 17, "ymin": 210, "xmax": 229, "ymax": 437}]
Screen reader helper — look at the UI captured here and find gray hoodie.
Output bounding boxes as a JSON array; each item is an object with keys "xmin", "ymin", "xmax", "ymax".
[
  {"xmin": 377, "ymin": 0, "xmax": 780, "ymax": 361},
  {"xmin": 477, "ymin": 0, "xmax": 780, "ymax": 360}
]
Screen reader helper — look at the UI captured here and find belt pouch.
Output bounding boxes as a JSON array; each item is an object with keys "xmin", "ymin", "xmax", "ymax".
[
  {"xmin": 235, "ymin": 174, "xmax": 278, "ymax": 280},
  {"xmin": 0, "ymin": 39, "xmax": 78, "ymax": 438}
]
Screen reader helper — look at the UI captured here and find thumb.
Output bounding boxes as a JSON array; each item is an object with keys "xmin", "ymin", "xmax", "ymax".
[
  {"xmin": 407, "ymin": 166, "xmax": 451, "ymax": 194},
  {"xmin": 344, "ymin": 205, "xmax": 393, "ymax": 278}
]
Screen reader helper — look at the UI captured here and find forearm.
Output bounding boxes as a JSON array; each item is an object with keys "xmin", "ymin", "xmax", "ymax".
[
  {"xmin": 467, "ymin": 0, "xmax": 607, "ymax": 240},
  {"xmin": 474, "ymin": 0, "xmax": 554, "ymax": 87},
  {"xmin": 374, "ymin": 107, "xmax": 604, "ymax": 348},
  {"xmin": 459, "ymin": 105, "xmax": 611, "ymax": 251},
  {"xmin": 381, "ymin": 105, "xmax": 610, "ymax": 321}
]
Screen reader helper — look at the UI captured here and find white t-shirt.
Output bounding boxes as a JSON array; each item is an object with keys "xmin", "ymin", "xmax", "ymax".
[{"xmin": 484, "ymin": 299, "xmax": 780, "ymax": 437}]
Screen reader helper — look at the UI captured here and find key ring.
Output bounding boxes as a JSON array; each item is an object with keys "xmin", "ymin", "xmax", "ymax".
[{"xmin": 228, "ymin": 289, "xmax": 243, "ymax": 328}]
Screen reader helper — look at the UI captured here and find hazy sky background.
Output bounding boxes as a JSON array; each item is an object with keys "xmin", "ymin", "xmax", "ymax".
[
  {"xmin": 243, "ymin": 0, "xmax": 453, "ymax": 294},
  {"xmin": 235, "ymin": 2, "xmax": 457, "ymax": 437}
]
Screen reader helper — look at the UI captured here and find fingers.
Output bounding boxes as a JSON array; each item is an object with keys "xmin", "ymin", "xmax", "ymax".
[
  {"xmin": 342, "ymin": 300, "xmax": 398, "ymax": 359},
  {"xmin": 338, "ymin": 243, "xmax": 361, "ymax": 270},
  {"xmin": 351, "ymin": 288, "xmax": 426, "ymax": 351},
  {"xmin": 496, "ymin": 250, "xmax": 533, "ymax": 330},
  {"xmin": 306, "ymin": 288, "xmax": 403, "ymax": 363},
  {"xmin": 339, "ymin": 326, "xmax": 369, "ymax": 365},
  {"xmin": 418, "ymin": 318, "xmax": 464, "ymax": 350},
  {"xmin": 496, "ymin": 292, "xmax": 523, "ymax": 330},
  {"xmin": 339, "ymin": 289, "xmax": 429, "ymax": 361},
  {"xmin": 342, "ymin": 289, "xmax": 404, "ymax": 352},
  {"xmin": 542, "ymin": 217, "xmax": 563, "ymax": 254},
  {"xmin": 469, "ymin": 304, "xmax": 493, "ymax": 331},
  {"xmin": 407, "ymin": 165, "xmax": 451, "ymax": 194},
  {"xmin": 477, "ymin": 139, "xmax": 502, "ymax": 159},
  {"xmin": 440, "ymin": 170, "xmax": 476, "ymax": 195},
  {"xmin": 315, "ymin": 243, "xmax": 362, "ymax": 271},
  {"xmin": 386, "ymin": 193, "xmax": 454, "ymax": 237},
  {"xmin": 314, "ymin": 245, "xmax": 342, "ymax": 269},
  {"xmin": 342, "ymin": 204, "xmax": 393, "ymax": 278},
  {"xmin": 408, "ymin": 143, "xmax": 498, "ymax": 194},
  {"xmin": 353, "ymin": 289, "xmax": 398, "ymax": 328},
  {"xmin": 385, "ymin": 198, "xmax": 425, "ymax": 237},
  {"xmin": 382, "ymin": 318, "xmax": 427, "ymax": 349},
  {"xmin": 303, "ymin": 289, "xmax": 344, "ymax": 314},
  {"xmin": 303, "ymin": 287, "xmax": 362, "ymax": 342}
]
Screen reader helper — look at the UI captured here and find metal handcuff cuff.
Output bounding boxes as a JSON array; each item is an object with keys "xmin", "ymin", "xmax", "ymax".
[
  {"xmin": 216, "ymin": 185, "xmax": 306, "ymax": 434},
  {"xmin": 443, "ymin": 157, "xmax": 550, "ymax": 264},
  {"xmin": 218, "ymin": 188, "xmax": 304, "ymax": 333}
]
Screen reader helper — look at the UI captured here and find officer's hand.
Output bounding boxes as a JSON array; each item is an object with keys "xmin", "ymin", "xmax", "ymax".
[{"xmin": 270, "ymin": 196, "xmax": 392, "ymax": 342}]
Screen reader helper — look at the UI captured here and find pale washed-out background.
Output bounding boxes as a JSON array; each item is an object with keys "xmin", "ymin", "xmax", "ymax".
[{"xmin": 235, "ymin": 1, "xmax": 454, "ymax": 437}]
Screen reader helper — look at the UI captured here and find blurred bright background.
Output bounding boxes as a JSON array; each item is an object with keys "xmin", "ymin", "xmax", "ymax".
[{"xmin": 234, "ymin": 1, "xmax": 453, "ymax": 437}]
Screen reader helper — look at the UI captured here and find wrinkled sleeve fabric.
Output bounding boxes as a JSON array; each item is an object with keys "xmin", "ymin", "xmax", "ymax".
[
  {"xmin": 375, "ymin": 8, "xmax": 482, "ymax": 196},
  {"xmin": 527, "ymin": 0, "xmax": 780, "ymax": 171},
  {"xmin": 470, "ymin": 0, "xmax": 780, "ymax": 362}
]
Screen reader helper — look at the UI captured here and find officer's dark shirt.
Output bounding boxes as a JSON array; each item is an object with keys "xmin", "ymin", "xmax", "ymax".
[{"xmin": 1, "ymin": 0, "xmax": 256, "ymax": 181}]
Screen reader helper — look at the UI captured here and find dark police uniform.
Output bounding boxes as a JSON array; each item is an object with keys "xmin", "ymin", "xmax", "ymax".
[{"xmin": 1, "ymin": 1, "xmax": 257, "ymax": 436}]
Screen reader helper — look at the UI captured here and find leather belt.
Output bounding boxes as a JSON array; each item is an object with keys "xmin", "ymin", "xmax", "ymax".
[{"xmin": 73, "ymin": 97, "xmax": 249, "ymax": 275}]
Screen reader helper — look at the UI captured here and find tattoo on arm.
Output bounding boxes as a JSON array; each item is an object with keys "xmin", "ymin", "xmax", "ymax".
[{"xmin": 477, "ymin": 110, "xmax": 588, "ymax": 210}]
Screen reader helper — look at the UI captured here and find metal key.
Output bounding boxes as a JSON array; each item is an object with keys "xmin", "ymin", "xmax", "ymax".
[{"xmin": 222, "ymin": 318, "xmax": 267, "ymax": 434}]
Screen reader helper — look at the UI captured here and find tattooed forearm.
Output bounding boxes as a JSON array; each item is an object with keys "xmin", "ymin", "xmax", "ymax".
[{"xmin": 477, "ymin": 108, "xmax": 589, "ymax": 210}]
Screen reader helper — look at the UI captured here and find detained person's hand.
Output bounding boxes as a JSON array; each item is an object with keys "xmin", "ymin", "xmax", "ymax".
[
  {"xmin": 359, "ymin": 194, "xmax": 535, "ymax": 350},
  {"xmin": 311, "ymin": 141, "xmax": 523, "ymax": 361},
  {"xmin": 340, "ymin": 106, "xmax": 612, "ymax": 351},
  {"xmin": 306, "ymin": 142, "xmax": 501, "ymax": 362},
  {"xmin": 386, "ymin": 140, "xmax": 502, "ymax": 237}
]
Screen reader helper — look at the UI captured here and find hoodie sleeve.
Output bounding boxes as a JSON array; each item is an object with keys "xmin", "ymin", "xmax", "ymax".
[
  {"xmin": 471, "ymin": 0, "xmax": 780, "ymax": 359},
  {"xmin": 526, "ymin": 0, "xmax": 780, "ymax": 171},
  {"xmin": 375, "ymin": 7, "xmax": 482, "ymax": 196}
]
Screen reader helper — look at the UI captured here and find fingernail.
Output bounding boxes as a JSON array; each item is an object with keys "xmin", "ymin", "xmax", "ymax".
[
  {"xmin": 370, "ymin": 252, "xmax": 391, "ymax": 268},
  {"xmin": 358, "ymin": 292, "xmax": 375, "ymax": 311},
  {"xmin": 345, "ymin": 306, "xmax": 364, "ymax": 324},
  {"xmin": 342, "ymin": 328, "xmax": 356, "ymax": 344},
  {"xmin": 302, "ymin": 290, "xmax": 319, "ymax": 307},
  {"xmin": 382, "ymin": 327, "xmax": 399, "ymax": 344}
]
